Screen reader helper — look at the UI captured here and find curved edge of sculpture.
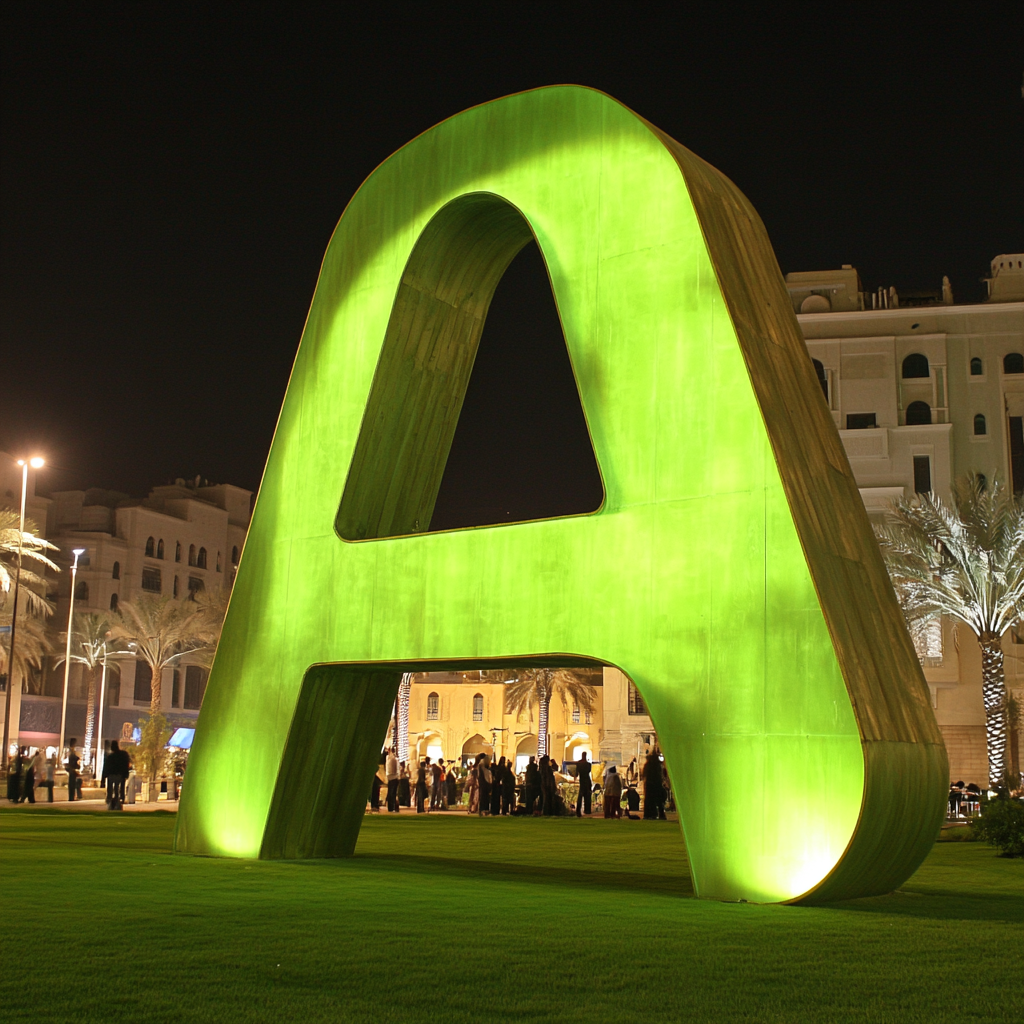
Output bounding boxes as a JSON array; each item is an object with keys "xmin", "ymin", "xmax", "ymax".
[{"xmin": 174, "ymin": 85, "xmax": 947, "ymax": 905}]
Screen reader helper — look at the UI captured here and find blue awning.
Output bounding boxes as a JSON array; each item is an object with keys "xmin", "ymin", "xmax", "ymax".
[{"xmin": 167, "ymin": 728, "xmax": 195, "ymax": 749}]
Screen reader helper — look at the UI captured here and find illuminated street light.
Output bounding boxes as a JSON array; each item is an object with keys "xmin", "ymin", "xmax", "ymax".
[
  {"xmin": 1, "ymin": 456, "xmax": 44, "ymax": 765},
  {"xmin": 58, "ymin": 547, "xmax": 87, "ymax": 760}
]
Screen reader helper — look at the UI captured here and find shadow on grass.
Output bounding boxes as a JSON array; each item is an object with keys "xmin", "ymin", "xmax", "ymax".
[
  {"xmin": 346, "ymin": 851, "xmax": 697, "ymax": 899},
  {"xmin": 813, "ymin": 889, "xmax": 1020, "ymax": 923}
]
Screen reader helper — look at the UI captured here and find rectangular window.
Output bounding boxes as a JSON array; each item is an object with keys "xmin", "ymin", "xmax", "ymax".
[
  {"xmin": 572, "ymin": 704, "xmax": 580, "ymax": 723},
  {"xmin": 1010, "ymin": 416, "xmax": 1024, "ymax": 495},
  {"xmin": 585, "ymin": 710, "xmax": 592, "ymax": 725},
  {"xmin": 184, "ymin": 666, "xmax": 208, "ymax": 710},
  {"xmin": 472, "ymin": 694, "xmax": 484, "ymax": 722},
  {"xmin": 141, "ymin": 567, "xmax": 162, "ymax": 593},
  {"xmin": 134, "ymin": 661, "xmax": 153, "ymax": 705},
  {"xmin": 171, "ymin": 669, "xmax": 181, "ymax": 709},
  {"xmin": 627, "ymin": 681, "xmax": 647, "ymax": 716},
  {"xmin": 846, "ymin": 413, "xmax": 877, "ymax": 430},
  {"xmin": 426, "ymin": 693, "xmax": 439, "ymax": 720},
  {"xmin": 188, "ymin": 576, "xmax": 205, "ymax": 597},
  {"xmin": 913, "ymin": 455, "xmax": 931, "ymax": 494},
  {"xmin": 106, "ymin": 666, "xmax": 121, "ymax": 707}
]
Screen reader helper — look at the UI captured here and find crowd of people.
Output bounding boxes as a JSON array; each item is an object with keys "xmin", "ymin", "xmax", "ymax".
[
  {"xmin": 370, "ymin": 747, "xmax": 673, "ymax": 820},
  {"xmin": 5, "ymin": 739, "xmax": 133, "ymax": 810}
]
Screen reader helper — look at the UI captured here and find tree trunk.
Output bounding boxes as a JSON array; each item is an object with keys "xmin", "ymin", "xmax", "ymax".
[
  {"xmin": 538, "ymin": 685, "xmax": 550, "ymax": 760},
  {"xmin": 82, "ymin": 665, "xmax": 97, "ymax": 769},
  {"xmin": 149, "ymin": 662, "xmax": 162, "ymax": 720},
  {"xmin": 396, "ymin": 674, "xmax": 411, "ymax": 763},
  {"xmin": 979, "ymin": 631, "xmax": 1007, "ymax": 789}
]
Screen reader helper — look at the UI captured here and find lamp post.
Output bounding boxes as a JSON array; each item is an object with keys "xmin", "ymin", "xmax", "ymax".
[
  {"xmin": 94, "ymin": 636, "xmax": 110, "ymax": 781},
  {"xmin": 2, "ymin": 455, "xmax": 44, "ymax": 767},
  {"xmin": 58, "ymin": 547, "xmax": 86, "ymax": 760}
]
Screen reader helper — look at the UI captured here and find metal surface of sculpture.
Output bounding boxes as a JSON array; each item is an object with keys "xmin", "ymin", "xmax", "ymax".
[{"xmin": 175, "ymin": 86, "xmax": 947, "ymax": 904}]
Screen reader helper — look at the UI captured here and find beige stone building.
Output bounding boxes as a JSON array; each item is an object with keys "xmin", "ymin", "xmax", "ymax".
[
  {"xmin": 1, "ymin": 464, "xmax": 251, "ymax": 755},
  {"xmin": 789, "ymin": 255, "xmax": 1024, "ymax": 785}
]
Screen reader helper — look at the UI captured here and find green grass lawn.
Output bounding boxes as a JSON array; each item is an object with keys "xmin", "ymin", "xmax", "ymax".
[{"xmin": 1, "ymin": 809, "xmax": 1019, "ymax": 1023}]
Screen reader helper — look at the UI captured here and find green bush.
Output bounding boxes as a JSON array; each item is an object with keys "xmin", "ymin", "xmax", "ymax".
[{"xmin": 969, "ymin": 796, "xmax": 1024, "ymax": 857}]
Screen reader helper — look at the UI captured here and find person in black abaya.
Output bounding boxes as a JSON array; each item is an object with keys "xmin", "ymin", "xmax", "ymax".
[
  {"xmin": 642, "ymin": 750, "xmax": 665, "ymax": 820},
  {"xmin": 490, "ymin": 756, "xmax": 504, "ymax": 816},
  {"xmin": 524, "ymin": 756, "xmax": 540, "ymax": 815}
]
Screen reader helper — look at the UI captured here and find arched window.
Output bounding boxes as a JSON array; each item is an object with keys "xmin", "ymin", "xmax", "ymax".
[
  {"xmin": 175, "ymin": 541, "xmax": 182, "ymax": 563},
  {"xmin": 111, "ymin": 560, "xmax": 120, "ymax": 580},
  {"xmin": 216, "ymin": 551, "xmax": 222, "ymax": 572},
  {"xmin": 974, "ymin": 414, "xmax": 987, "ymax": 436},
  {"xmin": 173, "ymin": 576, "xmax": 179, "ymax": 598},
  {"xmin": 74, "ymin": 581, "xmax": 89, "ymax": 601},
  {"xmin": 472, "ymin": 693, "xmax": 484, "ymax": 722},
  {"xmin": 109, "ymin": 593, "xmax": 119, "ymax": 612},
  {"xmin": 905, "ymin": 401, "xmax": 932, "ymax": 425},
  {"xmin": 811, "ymin": 358, "xmax": 828, "ymax": 402},
  {"xmin": 188, "ymin": 544, "xmax": 197, "ymax": 567},
  {"xmin": 1004, "ymin": 352, "xmax": 1024, "ymax": 374},
  {"xmin": 197, "ymin": 547, "xmax": 207, "ymax": 569},
  {"xmin": 231, "ymin": 545, "xmax": 239, "ymax": 565},
  {"xmin": 157, "ymin": 539, "xmax": 164, "ymax": 559},
  {"xmin": 902, "ymin": 353, "xmax": 930, "ymax": 379},
  {"xmin": 426, "ymin": 692, "xmax": 439, "ymax": 720},
  {"xmin": 145, "ymin": 536, "xmax": 155, "ymax": 557},
  {"xmin": 970, "ymin": 357, "xmax": 983, "ymax": 376}
]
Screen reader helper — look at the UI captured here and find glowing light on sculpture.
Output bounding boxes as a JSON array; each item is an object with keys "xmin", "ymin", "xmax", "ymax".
[{"xmin": 175, "ymin": 86, "xmax": 947, "ymax": 903}]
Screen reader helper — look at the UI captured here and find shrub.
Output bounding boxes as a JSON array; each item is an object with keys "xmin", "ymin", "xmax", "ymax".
[{"xmin": 969, "ymin": 796, "xmax": 1024, "ymax": 857}]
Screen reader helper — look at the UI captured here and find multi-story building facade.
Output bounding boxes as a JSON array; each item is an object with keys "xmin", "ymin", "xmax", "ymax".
[
  {"xmin": 2, "ymin": 469, "xmax": 251, "ymax": 756},
  {"xmin": 788, "ymin": 255, "xmax": 1024, "ymax": 785}
]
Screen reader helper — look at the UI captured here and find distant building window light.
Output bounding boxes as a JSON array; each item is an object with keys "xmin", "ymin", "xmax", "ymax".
[
  {"xmin": 111, "ymin": 560, "xmax": 120, "ymax": 580},
  {"xmin": 913, "ymin": 455, "xmax": 932, "ymax": 494},
  {"xmin": 974, "ymin": 414, "xmax": 987, "ymax": 436},
  {"xmin": 472, "ymin": 693, "xmax": 483, "ymax": 722},
  {"xmin": 846, "ymin": 413, "xmax": 877, "ymax": 430},
  {"xmin": 427, "ymin": 692, "xmax": 439, "ymax": 720},
  {"xmin": 905, "ymin": 401, "xmax": 932, "ymax": 426},
  {"xmin": 1004, "ymin": 352, "xmax": 1024, "ymax": 375},
  {"xmin": 572, "ymin": 703, "xmax": 580, "ymax": 724},
  {"xmin": 145, "ymin": 536, "xmax": 155, "ymax": 557},
  {"xmin": 157, "ymin": 539, "xmax": 165, "ymax": 559},
  {"xmin": 902, "ymin": 353, "xmax": 929, "ymax": 379},
  {"xmin": 141, "ymin": 567, "xmax": 162, "ymax": 593},
  {"xmin": 970, "ymin": 357, "xmax": 983, "ymax": 376}
]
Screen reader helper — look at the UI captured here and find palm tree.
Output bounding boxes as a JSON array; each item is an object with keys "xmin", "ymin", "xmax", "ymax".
[
  {"xmin": 57, "ymin": 613, "xmax": 117, "ymax": 769},
  {"xmin": 503, "ymin": 668, "xmax": 599, "ymax": 759},
  {"xmin": 0, "ymin": 509, "xmax": 59, "ymax": 618},
  {"xmin": 0, "ymin": 606, "xmax": 52, "ymax": 689},
  {"xmin": 109, "ymin": 594, "xmax": 218, "ymax": 718},
  {"xmin": 878, "ymin": 475, "xmax": 1024, "ymax": 788}
]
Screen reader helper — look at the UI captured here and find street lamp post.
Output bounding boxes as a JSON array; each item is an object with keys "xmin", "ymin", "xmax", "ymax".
[
  {"xmin": 2, "ymin": 456, "xmax": 44, "ymax": 767},
  {"xmin": 94, "ymin": 639, "xmax": 110, "ymax": 781},
  {"xmin": 58, "ymin": 547, "xmax": 87, "ymax": 760}
]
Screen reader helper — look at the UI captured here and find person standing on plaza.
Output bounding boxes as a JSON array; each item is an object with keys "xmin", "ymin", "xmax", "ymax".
[
  {"xmin": 466, "ymin": 759, "xmax": 480, "ymax": 813},
  {"xmin": 476, "ymin": 754, "xmax": 492, "ymax": 816},
  {"xmin": 385, "ymin": 747, "xmax": 400, "ymax": 813},
  {"xmin": 430, "ymin": 758, "xmax": 444, "ymax": 810},
  {"xmin": 501, "ymin": 758, "xmax": 515, "ymax": 815},
  {"xmin": 415, "ymin": 759, "xmax": 429, "ymax": 814},
  {"xmin": 539, "ymin": 755, "xmax": 558, "ymax": 815},
  {"xmin": 524, "ymin": 756, "xmax": 540, "ymax": 814},
  {"xmin": 575, "ymin": 751, "xmax": 593, "ymax": 817},
  {"xmin": 369, "ymin": 768, "xmax": 383, "ymax": 812},
  {"xmin": 40, "ymin": 754, "xmax": 56, "ymax": 803},
  {"xmin": 642, "ymin": 749, "xmax": 664, "ymax": 820},
  {"xmin": 398, "ymin": 761, "xmax": 411, "ymax": 808},
  {"xmin": 603, "ymin": 765, "xmax": 623, "ymax": 818},
  {"xmin": 66, "ymin": 742, "xmax": 81, "ymax": 802},
  {"xmin": 22, "ymin": 748, "xmax": 42, "ymax": 804},
  {"xmin": 102, "ymin": 741, "xmax": 130, "ymax": 810},
  {"xmin": 489, "ymin": 757, "xmax": 503, "ymax": 816},
  {"xmin": 6, "ymin": 749, "xmax": 24, "ymax": 803},
  {"xmin": 446, "ymin": 761, "xmax": 459, "ymax": 807}
]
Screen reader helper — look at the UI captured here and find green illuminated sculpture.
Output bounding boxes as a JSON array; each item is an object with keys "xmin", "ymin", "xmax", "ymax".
[{"xmin": 175, "ymin": 86, "xmax": 947, "ymax": 903}]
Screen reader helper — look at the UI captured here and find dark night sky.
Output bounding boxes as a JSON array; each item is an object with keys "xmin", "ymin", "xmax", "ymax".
[{"xmin": 2, "ymin": 5, "xmax": 1022, "ymax": 523}]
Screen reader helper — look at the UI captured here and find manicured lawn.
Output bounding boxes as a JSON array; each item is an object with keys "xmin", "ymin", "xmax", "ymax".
[{"xmin": 1, "ymin": 809, "xmax": 1019, "ymax": 1023}]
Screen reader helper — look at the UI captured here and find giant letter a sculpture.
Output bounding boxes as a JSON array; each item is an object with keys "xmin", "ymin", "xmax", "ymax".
[{"xmin": 175, "ymin": 87, "xmax": 947, "ymax": 904}]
